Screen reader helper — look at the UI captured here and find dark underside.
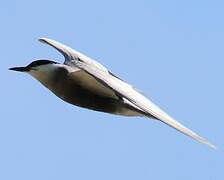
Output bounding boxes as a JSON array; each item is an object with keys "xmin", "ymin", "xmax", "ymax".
[
  {"xmin": 43, "ymin": 67, "xmax": 150, "ymax": 117},
  {"xmin": 57, "ymin": 81, "xmax": 144, "ymax": 115}
]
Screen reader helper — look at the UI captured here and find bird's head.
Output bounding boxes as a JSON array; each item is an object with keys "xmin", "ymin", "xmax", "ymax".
[
  {"xmin": 9, "ymin": 59, "xmax": 58, "ymax": 72},
  {"xmin": 9, "ymin": 60, "xmax": 61, "ymax": 83}
]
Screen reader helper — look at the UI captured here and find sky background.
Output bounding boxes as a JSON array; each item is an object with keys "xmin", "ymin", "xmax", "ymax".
[{"xmin": 1, "ymin": 0, "xmax": 224, "ymax": 179}]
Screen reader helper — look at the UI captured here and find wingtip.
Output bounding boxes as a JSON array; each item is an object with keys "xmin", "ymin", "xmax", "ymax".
[
  {"xmin": 205, "ymin": 141, "xmax": 218, "ymax": 150},
  {"xmin": 38, "ymin": 38, "xmax": 57, "ymax": 47},
  {"xmin": 38, "ymin": 37, "xmax": 49, "ymax": 43},
  {"xmin": 192, "ymin": 134, "xmax": 218, "ymax": 150}
]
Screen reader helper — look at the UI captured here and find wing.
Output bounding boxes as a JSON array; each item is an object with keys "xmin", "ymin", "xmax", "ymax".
[
  {"xmin": 39, "ymin": 38, "xmax": 109, "ymax": 72},
  {"xmin": 39, "ymin": 38, "xmax": 117, "ymax": 99},
  {"xmin": 39, "ymin": 38, "xmax": 217, "ymax": 149},
  {"xmin": 39, "ymin": 38, "xmax": 147, "ymax": 114},
  {"xmin": 75, "ymin": 61, "xmax": 217, "ymax": 149}
]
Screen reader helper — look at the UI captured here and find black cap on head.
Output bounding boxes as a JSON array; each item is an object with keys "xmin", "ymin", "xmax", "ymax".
[
  {"xmin": 9, "ymin": 60, "xmax": 58, "ymax": 72},
  {"xmin": 27, "ymin": 60, "xmax": 58, "ymax": 68}
]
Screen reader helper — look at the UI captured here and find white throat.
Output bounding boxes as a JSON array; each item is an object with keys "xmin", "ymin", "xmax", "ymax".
[{"xmin": 27, "ymin": 63, "xmax": 79, "ymax": 86}]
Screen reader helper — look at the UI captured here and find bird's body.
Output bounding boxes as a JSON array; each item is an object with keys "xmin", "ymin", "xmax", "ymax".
[
  {"xmin": 30, "ymin": 62, "xmax": 146, "ymax": 116},
  {"xmin": 9, "ymin": 38, "xmax": 217, "ymax": 149}
]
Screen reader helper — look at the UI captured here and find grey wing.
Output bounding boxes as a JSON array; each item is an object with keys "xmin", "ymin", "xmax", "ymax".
[
  {"xmin": 38, "ymin": 38, "xmax": 217, "ymax": 149},
  {"xmin": 74, "ymin": 61, "xmax": 217, "ymax": 149},
  {"xmin": 39, "ymin": 38, "xmax": 109, "ymax": 72},
  {"xmin": 39, "ymin": 38, "xmax": 116, "ymax": 98},
  {"xmin": 38, "ymin": 38, "xmax": 146, "ymax": 113}
]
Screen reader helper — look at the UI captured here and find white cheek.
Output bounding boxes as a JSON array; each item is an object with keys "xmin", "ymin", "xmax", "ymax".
[
  {"xmin": 27, "ymin": 65, "xmax": 54, "ymax": 79},
  {"xmin": 26, "ymin": 64, "xmax": 70, "ymax": 82},
  {"xmin": 27, "ymin": 70, "xmax": 44, "ymax": 80}
]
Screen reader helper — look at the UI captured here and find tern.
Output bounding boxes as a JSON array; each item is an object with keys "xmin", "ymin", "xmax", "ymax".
[{"xmin": 9, "ymin": 38, "xmax": 217, "ymax": 149}]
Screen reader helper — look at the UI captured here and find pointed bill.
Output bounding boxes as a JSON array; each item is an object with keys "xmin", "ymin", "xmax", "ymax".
[{"xmin": 74, "ymin": 61, "xmax": 217, "ymax": 149}]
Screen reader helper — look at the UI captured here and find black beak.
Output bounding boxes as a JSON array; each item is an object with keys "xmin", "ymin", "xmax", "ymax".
[{"xmin": 9, "ymin": 66, "xmax": 29, "ymax": 72}]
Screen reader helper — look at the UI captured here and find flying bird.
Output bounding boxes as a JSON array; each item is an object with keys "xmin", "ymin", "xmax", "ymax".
[{"xmin": 9, "ymin": 38, "xmax": 217, "ymax": 149}]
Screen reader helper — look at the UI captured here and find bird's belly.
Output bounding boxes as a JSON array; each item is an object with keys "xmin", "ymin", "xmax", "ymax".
[
  {"xmin": 61, "ymin": 91, "xmax": 144, "ymax": 116},
  {"xmin": 39, "ymin": 73, "xmax": 145, "ymax": 117},
  {"xmin": 50, "ymin": 83, "xmax": 144, "ymax": 117}
]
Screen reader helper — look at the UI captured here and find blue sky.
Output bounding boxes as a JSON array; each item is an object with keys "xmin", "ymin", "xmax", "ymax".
[{"xmin": 1, "ymin": 0, "xmax": 223, "ymax": 179}]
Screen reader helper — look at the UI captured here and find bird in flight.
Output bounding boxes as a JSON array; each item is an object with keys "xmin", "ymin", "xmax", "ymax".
[{"xmin": 10, "ymin": 38, "xmax": 217, "ymax": 149}]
